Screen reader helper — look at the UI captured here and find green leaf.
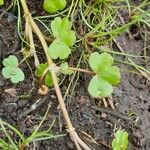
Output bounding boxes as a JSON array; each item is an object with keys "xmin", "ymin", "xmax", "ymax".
[
  {"xmin": 89, "ymin": 52, "xmax": 113, "ymax": 73},
  {"xmin": 2, "ymin": 67, "xmax": 25, "ymax": 83},
  {"xmin": 35, "ymin": 63, "xmax": 48, "ymax": 77},
  {"xmin": 112, "ymin": 130, "xmax": 129, "ymax": 150},
  {"xmin": 44, "ymin": 73, "xmax": 53, "ymax": 87},
  {"xmin": 51, "ymin": 17, "xmax": 76, "ymax": 46},
  {"xmin": 51, "ymin": 17, "xmax": 69, "ymax": 37},
  {"xmin": 88, "ymin": 75, "xmax": 113, "ymax": 98},
  {"xmin": 48, "ymin": 39, "xmax": 71, "ymax": 59},
  {"xmin": 2, "ymin": 67, "xmax": 13, "ymax": 79},
  {"xmin": 35, "ymin": 63, "xmax": 53, "ymax": 87},
  {"xmin": 60, "ymin": 62, "xmax": 73, "ymax": 75},
  {"xmin": 3, "ymin": 55, "xmax": 18, "ymax": 67},
  {"xmin": 43, "ymin": 0, "xmax": 66, "ymax": 13},
  {"xmin": 0, "ymin": 0, "xmax": 4, "ymax": 5},
  {"xmin": 2, "ymin": 55, "xmax": 25, "ymax": 83},
  {"xmin": 60, "ymin": 30, "xmax": 76, "ymax": 47},
  {"xmin": 100, "ymin": 66, "xmax": 121, "ymax": 85},
  {"xmin": 10, "ymin": 68, "xmax": 25, "ymax": 83}
]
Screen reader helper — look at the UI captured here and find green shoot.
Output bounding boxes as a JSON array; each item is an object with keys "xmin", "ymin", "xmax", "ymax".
[
  {"xmin": 88, "ymin": 52, "xmax": 121, "ymax": 98},
  {"xmin": 43, "ymin": 0, "xmax": 66, "ymax": 13},
  {"xmin": 2, "ymin": 55, "xmax": 25, "ymax": 83},
  {"xmin": 112, "ymin": 129, "xmax": 129, "ymax": 150}
]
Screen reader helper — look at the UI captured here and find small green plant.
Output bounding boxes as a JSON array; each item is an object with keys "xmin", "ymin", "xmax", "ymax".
[
  {"xmin": 2, "ymin": 0, "xmax": 123, "ymax": 147},
  {"xmin": 0, "ymin": 0, "xmax": 4, "ymax": 5},
  {"xmin": 48, "ymin": 17, "xmax": 76, "ymax": 59},
  {"xmin": 35, "ymin": 17, "xmax": 76, "ymax": 87},
  {"xmin": 88, "ymin": 52, "xmax": 121, "ymax": 98},
  {"xmin": 112, "ymin": 129, "xmax": 129, "ymax": 150},
  {"xmin": 43, "ymin": 0, "xmax": 66, "ymax": 13},
  {"xmin": 34, "ymin": 17, "xmax": 120, "ymax": 97},
  {"xmin": 2, "ymin": 55, "xmax": 25, "ymax": 83}
]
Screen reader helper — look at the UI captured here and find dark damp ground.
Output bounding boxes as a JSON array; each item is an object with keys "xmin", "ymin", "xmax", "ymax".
[{"xmin": 0, "ymin": 0, "xmax": 150, "ymax": 149}]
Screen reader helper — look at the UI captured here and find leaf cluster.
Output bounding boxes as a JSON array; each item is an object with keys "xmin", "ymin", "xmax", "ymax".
[
  {"xmin": 48, "ymin": 17, "xmax": 76, "ymax": 59},
  {"xmin": 88, "ymin": 52, "xmax": 121, "ymax": 98}
]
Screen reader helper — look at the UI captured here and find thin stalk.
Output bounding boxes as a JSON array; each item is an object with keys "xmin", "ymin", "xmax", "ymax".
[
  {"xmin": 28, "ymin": 25, "xmax": 40, "ymax": 67},
  {"xmin": 69, "ymin": 67, "xmax": 94, "ymax": 75},
  {"xmin": 20, "ymin": 0, "xmax": 52, "ymax": 65},
  {"xmin": 50, "ymin": 64, "xmax": 73, "ymax": 130}
]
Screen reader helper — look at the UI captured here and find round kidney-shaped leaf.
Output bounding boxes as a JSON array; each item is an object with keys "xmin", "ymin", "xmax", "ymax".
[
  {"xmin": 51, "ymin": 17, "xmax": 76, "ymax": 46},
  {"xmin": 48, "ymin": 39, "xmax": 71, "ymax": 59},
  {"xmin": 43, "ymin": 0, "xmax": 66, "ymax": 13},
  {"xmin": 100, "ymin": 66, "xmax": 121, "ymax": 85},
  {"xmin": 3, "ymin": 55, "xmax": 18, "ymax": 67},
  {"xmin": 2, "ymin": 67, "xmax": 25, "ymax": 83},
  {"xmin": 88, "ymin": 75, "xmax": 113, "ymax": 98},
  {"xmin": 89, "ymin": 52, "xmax": 114, "ymax": 73}
]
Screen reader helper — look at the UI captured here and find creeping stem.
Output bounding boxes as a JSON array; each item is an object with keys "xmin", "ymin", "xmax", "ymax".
[{"xmin": 19, "ymin": 0, "xmax": 91, "ymax": 149}]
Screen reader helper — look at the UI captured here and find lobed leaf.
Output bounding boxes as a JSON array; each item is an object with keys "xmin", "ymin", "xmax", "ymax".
[
  {"xmin": 43, "ymin": 0, "xmax": 66, "ymax": 13},
  {"xmin": 100, "ymin": 66, "xmax": 121, "ymax": 85},
  {"xmin": 88, "ymin": 75, "xmax": 113, "ymax": 98},
  {"xmin": 48, "ymin": 39, "xmax": 71, "ymax": 59},
  {"xmin": 3, "ymin": 55, "xmax": 18, "ymax": 67},
  {"xmin": 51, "ymin": 17, "xmax": 76, "ymax": 46},
  {"xmin": 89, "ymin": 52, "xmax": 113, "ymax": 73},
  {"xmin": 88, "ymin": 52, "xmax": 121, "ymax": 98},
  {"xmin": 2, "ymin": 67, "xmax": 25, "ymax": 84}
]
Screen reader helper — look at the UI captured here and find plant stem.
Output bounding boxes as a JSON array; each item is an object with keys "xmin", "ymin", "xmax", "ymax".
[
  {"xmin": 50, "ymin": 65, "xmax": 73, "ymax": 130},
  {"xmin": 19, "ymin": 0, "xmax": 92, "ymax": 149},
  {"xmin": 28, "ymin": 25, "xmax": 40, "ymax": 67},
  {"xmin": 29, "ymin": 17, "xmax": 53, "ymax": 65},
  {"xmin": 69, "ymin": 67, "xmax": 95, "ymax": 75},
  {"xmin": 20, "ymin": 0, "xmax": 53, "ymax": 65}
]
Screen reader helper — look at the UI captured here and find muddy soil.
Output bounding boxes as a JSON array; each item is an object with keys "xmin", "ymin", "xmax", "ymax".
[{"xmin": 0, "ymin": 1, "xmax": 150, "ymax": 150}]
